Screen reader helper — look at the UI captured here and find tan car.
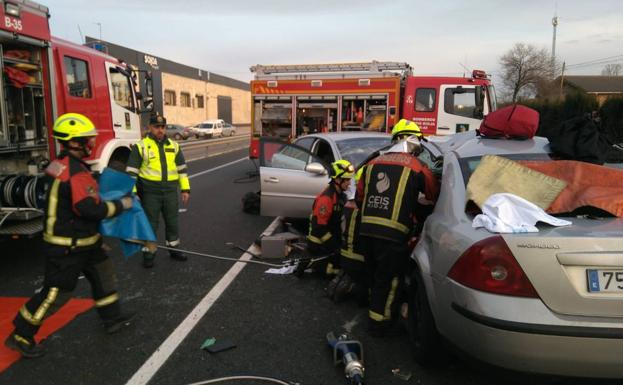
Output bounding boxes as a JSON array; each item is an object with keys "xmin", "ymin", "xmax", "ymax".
[{"xmin": 407, "ymin": 131, "xmax": 623, "ymax": 378}]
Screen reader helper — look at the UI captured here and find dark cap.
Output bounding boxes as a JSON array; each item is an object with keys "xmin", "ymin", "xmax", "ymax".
[{"xmin": 149, "ymin": 114, "xmax": 167, "ymax": 126}]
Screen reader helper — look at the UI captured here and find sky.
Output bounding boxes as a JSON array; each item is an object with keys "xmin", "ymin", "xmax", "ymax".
[{"xmin": 49, "ymin": 0, "xmax": 623, "ymax": 86}]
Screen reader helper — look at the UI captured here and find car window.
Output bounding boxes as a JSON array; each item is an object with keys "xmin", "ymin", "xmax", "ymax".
[
  {"xmin": 335, "ymin": 137, "xmax": 392, "ymax": 166},
  {"xmin": 294, "ymin": 137, "xmax": 316, "ymax": 151},
  {"xmin": 263, "ymin": 143, "xmax": 324, "ymax": 171},
  {"xmin": 201, "ymin": 123, "xmax": 214, "ymax": 128},
  {"xmin": 313, "ymin": 139, "xmax": 335, "ymax": 165},
  {"xmin": 417, "ymin": 148, "xmax": 443, "ymax": 176}
]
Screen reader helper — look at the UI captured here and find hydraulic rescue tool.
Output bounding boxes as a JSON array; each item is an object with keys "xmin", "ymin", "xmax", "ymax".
[{"xmin": 326, "ymin": 332, "xmax": 365, "ymax": 385}]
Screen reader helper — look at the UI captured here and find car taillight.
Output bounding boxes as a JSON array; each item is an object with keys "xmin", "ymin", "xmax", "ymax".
[{"xmin": 447, "ymin": 235, "xmax": 539, "ymax": 298}]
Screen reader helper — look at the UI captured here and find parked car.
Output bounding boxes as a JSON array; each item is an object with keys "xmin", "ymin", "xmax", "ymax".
[
  {"xmin": 222, "ymin": 122, "xmax": 236, "ymax": 136},
  {"xmin": 190, "ymin": 120, "xmax": 223, "ymax": 139},
  {"xmin": 165, "ymin": 124, "xmax": 191, "ymax": 140},
  {"xmin": 258, "ymin": 132, "xmax": 391, "ymax": 217},
  {"xmin": 406, "ymin": 130, "xmax": 623, "ymax": 378}
]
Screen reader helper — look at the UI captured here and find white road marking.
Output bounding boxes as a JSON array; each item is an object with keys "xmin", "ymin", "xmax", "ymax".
[
  {"xmin": 188, "ymin": 157, "xmax": 247, "ymax": 179},
  {"xmin": 125, "ymin": 217, "xmax": 282, "ymax": 385}
]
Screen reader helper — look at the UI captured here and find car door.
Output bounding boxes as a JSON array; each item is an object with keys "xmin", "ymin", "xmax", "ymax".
[{"xmin": 259, "ymin": 137, "xmax": 330, "ymax": 218}]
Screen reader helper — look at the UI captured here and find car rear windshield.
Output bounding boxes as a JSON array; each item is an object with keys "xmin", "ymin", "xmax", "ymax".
[
  {"xmin": 336, "ymin": 137, "xmax": 392, "ymax": 166},
  {"xmin": 458, "ymin": 153, "xmax": 555, "ymax": 186}
]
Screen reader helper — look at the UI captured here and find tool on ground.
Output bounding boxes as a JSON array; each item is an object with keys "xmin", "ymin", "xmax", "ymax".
[
  {"xmin": 126, "ymin": 239, "xmax": 327, "ymax": 270},
  {"xmin": 225, "ymin": 242, "xmax": 261, "ymax": 259},
  {"xmin": 326, "ymin": 331, "xmax": 365, "ymax": 385}
]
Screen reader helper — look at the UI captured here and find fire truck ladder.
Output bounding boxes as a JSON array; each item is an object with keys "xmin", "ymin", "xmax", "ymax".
[{"xmin": 250, "ymin": 61, "xmax": 413, "ymax": 76}]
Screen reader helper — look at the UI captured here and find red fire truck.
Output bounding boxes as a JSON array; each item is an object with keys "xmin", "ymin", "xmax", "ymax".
[
  {"xmin": 248, "ymin": 61, "xmax": 496, "ymax": 158},
  {"xmin": 0, "ymin": 0, "xmax": 152, "ymax": 239}
]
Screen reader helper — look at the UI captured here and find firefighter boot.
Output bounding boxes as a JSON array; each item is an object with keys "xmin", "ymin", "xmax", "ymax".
[
  {"xmin": 142, "ymin": 251, "xmax": 156, "ymax": 268},
  {"xmin": 5, "ymin": 332, "xmax": 46, "ymax": 358},
  {"xmin": 332, "ymin": 273, "xmax": 356, "ymax": 303},
  {"xmin": 103, "ymin": 312, "xmax": 136, "ymax": 334}
]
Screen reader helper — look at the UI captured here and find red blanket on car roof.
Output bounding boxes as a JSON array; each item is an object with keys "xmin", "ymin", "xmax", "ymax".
[{"xmin": 519, "ymin": 160, "xmax": 623, "ymax": 217}]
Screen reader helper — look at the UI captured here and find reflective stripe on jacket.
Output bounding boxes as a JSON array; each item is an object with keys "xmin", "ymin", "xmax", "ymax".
[
  {"xmin": 358, "ymin": 152, "xmax": 438, "ymax": 243},
  {"xmin": 126, "ymin": 135, "xmax": 190, "ymax": 192},
  {"xmin": 43, "ymin": 154, "xmax": 123, "ymax": 250},
  {"xmin": 307, "ymin": 183, "xmax": 345, "ymax": 252}
]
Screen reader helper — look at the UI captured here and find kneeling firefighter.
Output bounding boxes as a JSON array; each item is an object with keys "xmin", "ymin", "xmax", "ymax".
[
  {"xmin": 306, "ymin": 159, "xmax": 355, "ymax": 275},
  {"xmin": 357, "ymin": 119, "xmax": 439, "ymax": 336},
  {"xmin": 5, "ymin": 113, "xmax": 135, "ymax": 358}
]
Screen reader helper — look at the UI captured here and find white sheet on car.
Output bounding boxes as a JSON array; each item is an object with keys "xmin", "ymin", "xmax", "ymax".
[{"xmin": 472, "ymin": 193, "xmax": 572, "ymax": 233}]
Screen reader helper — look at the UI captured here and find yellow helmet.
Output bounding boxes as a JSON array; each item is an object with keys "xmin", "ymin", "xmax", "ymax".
[
  {"xmin": 391, "ymin": 119, "xmax": 421, "ymax": 142},
  {"xmin": 52, "ymin": 113, "xmax": 97, "ymax": 141},
  {"xmin": 331, "ymin": 159, "xmax": 355, "ymax": 180}
]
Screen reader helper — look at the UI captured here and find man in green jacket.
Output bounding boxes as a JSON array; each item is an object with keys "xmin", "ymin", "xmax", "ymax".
[{"xmin": 126, "ymin": 114, "xmax": 190, "ymax": 268}]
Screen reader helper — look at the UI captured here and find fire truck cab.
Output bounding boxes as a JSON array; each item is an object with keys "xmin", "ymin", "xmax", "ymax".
[{"xmin": 0, "ymin": 0, "xmax": 152, "ymax": 239}]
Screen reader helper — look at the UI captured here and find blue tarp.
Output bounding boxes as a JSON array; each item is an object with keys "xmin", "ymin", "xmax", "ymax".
[{"xmin": 98, "ymin": 168, "xmax": 156, "ymax": 257}]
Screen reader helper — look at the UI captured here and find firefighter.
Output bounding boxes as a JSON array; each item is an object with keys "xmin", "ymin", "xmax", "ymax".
[
  {"xmin": 357, "ymin": 119, "xmax": 439, "ymax": 337},
  {"xmin": 306, "ymin": 159, "xmax": 355, "ymax": 276},
  {"xmin": 5, "ymin": 113, "xmax": 135, "ymax": 358},
  {"xmin": 126, "ymin": 114, "xmax": 191, "ymax": 268},
  {"xmin": 328, "ymin": 168, "xmax": 367, "ymax": 304}
]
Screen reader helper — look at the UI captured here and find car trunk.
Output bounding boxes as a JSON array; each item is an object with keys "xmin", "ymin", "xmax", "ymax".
[{"xmin": 504, "ymin": 217, "xmax": 623, "ymax": 318}]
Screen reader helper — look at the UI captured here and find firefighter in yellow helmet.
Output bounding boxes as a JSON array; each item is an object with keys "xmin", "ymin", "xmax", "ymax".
[
  {"xmin": 125, "ymin": 114, "xmax": 191, "ymax": 268},
  {"xmin": 5, "ymin": 113, "xmax": 135, "ymax": 358},
  {"xmin": 356, "ymin": 119, "xmax": 438, "ymax": 337},
  {"xmin": 306, "ymin": 159, "xmax": 355, "ymax": 276}
]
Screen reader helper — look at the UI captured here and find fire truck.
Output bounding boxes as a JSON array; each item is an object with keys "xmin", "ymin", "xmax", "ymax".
[
  {"xmin": 0, "ymin": 0, "xmax": 152, "ymax": 239},
  {"xmin": 248, "ymin": 61, "xmax": 496, "ymax": 158}
]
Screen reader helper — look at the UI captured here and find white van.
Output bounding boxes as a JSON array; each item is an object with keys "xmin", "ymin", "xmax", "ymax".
[{"xmin": 191, "ymin": 119, "xmax": 223, "ymax": 139}]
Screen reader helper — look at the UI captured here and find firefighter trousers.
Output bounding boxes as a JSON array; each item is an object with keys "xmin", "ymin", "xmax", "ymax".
[
  {"xmin": 13, "ymin": 244, "xmax": 121, "ymax": 339},
  {"xmin": 139, "ymin": 185, "xmax": 179, "ymax": 245},
  {"xmin": 361, "ymin": 236, "xmax": 409, "ymax": 327}
]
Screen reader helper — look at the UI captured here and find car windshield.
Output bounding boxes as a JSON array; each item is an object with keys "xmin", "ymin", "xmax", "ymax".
[{"xmin": 335, "ymin": 137, "xmax": 392, "ymax": 166}]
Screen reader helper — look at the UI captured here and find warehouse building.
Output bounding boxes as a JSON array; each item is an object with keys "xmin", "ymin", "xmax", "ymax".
[{"xmin": 85, "ymin": 37, "xmax": 250, "ymax": 128}]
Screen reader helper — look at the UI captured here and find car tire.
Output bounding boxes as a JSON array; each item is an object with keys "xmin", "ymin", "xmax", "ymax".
[
  {"xmin": 196, "ymin": 135, "xmax": 201, "ymax": 139},
  {"xmin": 407, "ymin": 270, "xmax": 445, "ymax": 366},
  {"xmin": 174, "ymin": 133, "xmax": 182, "ymax": 140}
]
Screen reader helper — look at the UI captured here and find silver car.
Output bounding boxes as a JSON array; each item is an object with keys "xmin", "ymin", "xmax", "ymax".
[
  {"xmin": 407, "ymin": 131, "xmax": 623, "ymax": 378},
  {"xmin": 259, "ymin": 132, "xmax": 391, "ymax": 218}
]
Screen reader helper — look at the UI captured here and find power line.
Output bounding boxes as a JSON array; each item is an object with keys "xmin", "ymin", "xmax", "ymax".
[{"xmin": 566, "ymin": 54, "xmax": 623, "ymax": 68}]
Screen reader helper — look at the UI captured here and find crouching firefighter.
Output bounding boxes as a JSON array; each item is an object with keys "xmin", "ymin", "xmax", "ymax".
[
  {"xmin": 5, "ymin": 113, "xmax": 135, "ymax": 358},
  {"xmin": 305, "ymin": 160, "xmax": 355, "ymax": 276},
  {"xmin": 357, "ymin": 119, "xmax": 439, "ymax": 337},
  {"xmin": 327, "ymin": 168, "xmax": 368, "ymax": 303}
]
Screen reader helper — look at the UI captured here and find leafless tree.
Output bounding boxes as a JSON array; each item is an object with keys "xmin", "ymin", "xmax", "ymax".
[
  {"xmin": 499, "ymin": 43, "xmax": 555, "ymax": 102},
  {"xmin": 601, "ymin": 63, "xmax": 622, "ymax": 76}
]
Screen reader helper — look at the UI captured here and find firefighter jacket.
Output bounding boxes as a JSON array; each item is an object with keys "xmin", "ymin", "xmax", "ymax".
[
  {"xmin": 357, "ymin": 152, "xmax": 439, "ymax": 243},
  {"xmin": 307, "ymin": 183, "xmax": 345, "ymax": 253},
  {"xmin": 42, "ymin": 153, "xmax": 124, "ymax": 251},
  {"xmin": 125, "ymin": 134, "xmax": 190, "ymax": 192},
  {"xmin": 340, "ymin": 202, "xmax": 364, "ymax": 262}
]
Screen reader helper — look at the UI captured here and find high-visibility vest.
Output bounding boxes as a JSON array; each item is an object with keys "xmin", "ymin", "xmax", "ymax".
[{"xmin": 132, "ymin": 136, "xmax": 190, "ymax": 191}]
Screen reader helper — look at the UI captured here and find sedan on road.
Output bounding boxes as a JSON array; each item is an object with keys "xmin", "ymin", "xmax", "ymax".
[
  {"xmin": 165, "ymin": 124, "xmax": 191, "ymax": 140},
  {"xmin": 259, "ymin": 132, "xmax": 391, "ymax": 218},
  {"xmin": 222, "ymin": 122, "xmax": 236, "ymax": 136},
  {"xmin": 406, "ymin": 131, "xmax": 623, "ymax": 378}
]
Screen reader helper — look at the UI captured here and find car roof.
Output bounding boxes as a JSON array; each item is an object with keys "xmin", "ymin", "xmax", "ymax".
[
  {"xmin": 424, "ymin": 131, "xmax": 551, "ymax": 158},
  {"xmin": 298, "ymin": 132, "xmax": 391, "ymax": 142}
]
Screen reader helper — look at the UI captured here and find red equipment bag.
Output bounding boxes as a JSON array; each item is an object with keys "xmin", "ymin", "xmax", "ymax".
[{"xmin": 478, "ymin": 104, "xmax": 539, "ymax": 139}]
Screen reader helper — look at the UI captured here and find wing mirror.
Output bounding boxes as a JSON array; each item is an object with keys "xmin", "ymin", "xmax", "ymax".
[{"xmin": 305, "ymin": 162, "xmax": 328, "ymax": 175}]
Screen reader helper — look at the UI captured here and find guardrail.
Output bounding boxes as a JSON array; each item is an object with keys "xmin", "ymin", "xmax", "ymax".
[{"xmin": 180, "ymin": 135, "xmax": 247, "ymax": 149}]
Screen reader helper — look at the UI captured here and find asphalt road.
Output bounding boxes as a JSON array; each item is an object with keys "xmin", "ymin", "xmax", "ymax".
[{"xmin": 0, "ymin": 147, "xmax": 619, "ymax": 385}]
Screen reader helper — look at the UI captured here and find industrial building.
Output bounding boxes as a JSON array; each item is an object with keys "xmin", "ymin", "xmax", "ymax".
[{"xmin": 85, "ymin": 37, "xmax": 250, "ymax": 128}]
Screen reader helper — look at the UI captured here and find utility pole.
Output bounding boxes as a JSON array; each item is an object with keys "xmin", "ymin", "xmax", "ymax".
[
  {"xmin": 551, "ymin": 14, "xmax": 558, "ymax": 74},
  {"xmin": 559, "ymin": 61, "xmax": 565, "ymax": 99}
]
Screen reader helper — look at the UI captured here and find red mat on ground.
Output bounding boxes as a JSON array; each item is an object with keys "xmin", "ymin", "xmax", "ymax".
[{"xmin": 0, "ymin": 297, "xmax": 94, "ymax": 373}]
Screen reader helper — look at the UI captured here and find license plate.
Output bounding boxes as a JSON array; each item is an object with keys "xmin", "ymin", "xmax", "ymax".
[{"xmin": 587, "ymin": 269, "xmax": 623, "ymax": 293}]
